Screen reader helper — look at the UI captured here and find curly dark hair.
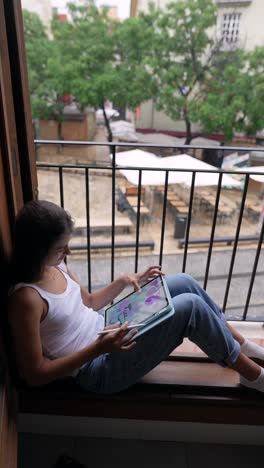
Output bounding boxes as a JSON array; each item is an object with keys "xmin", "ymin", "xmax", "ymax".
[{"xmin": 9, "ymin": 200, "xmax": 74, "ymax": 285}]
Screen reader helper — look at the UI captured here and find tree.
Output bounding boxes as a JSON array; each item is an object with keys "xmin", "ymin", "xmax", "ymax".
[
  {"xmin": 23, "ymin": 10, "xmax": 51, "ymax": 124},
  {"xmin": 191, "ymin": 49, "xmax": 247, "ymax": 142},
  {"xmin": 23, "ymin": 9, "xmax": 74, "ymax": 141},
  {"xmin": 241, "ymin": 47, "xmax": 264, "ymax": 137},
  {"xmin": 141, "ymin": 0, "xmax": 264, "ymax": 144},
  {"xmin": 52, "ymin": 1, "xmax": 157, "ymax": 143},
  {"xmin": 192, "ymin": 47, "xmax": 264, "ymax": 142},
  {"xmin": 111, "ymin": 15, "xmax": 157, "ymax": 124},
  {"xmin": 140, "ymin": 0, "xmax": 222, "ymax": 144},
  {"xmin": 51, "ymin": 2, "xmax": 116, "ymax": 142}
]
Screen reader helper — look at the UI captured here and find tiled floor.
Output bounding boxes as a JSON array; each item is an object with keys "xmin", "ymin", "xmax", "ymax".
[{"xmin": 18, "ymin": 433, "xmax": 264, "ymax": 468}]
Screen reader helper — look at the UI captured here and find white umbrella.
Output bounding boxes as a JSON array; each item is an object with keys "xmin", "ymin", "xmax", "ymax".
[
  {"xmin": 116, "ymin": 150, "xmax": 190, "ymax": 186},
  {"xmin": 115, "ymin": 150, "xmax": 240, "ymax": 187},
  {"xmin": 236, "ymin": 166, "xmax": 264, "ymax": 183},
  {"xmin": 114, "ymin": 149, "xmax": 158, "ymax": 167},
  {"xmin": 120, "ymin": 168, "xmax": 188, "ymax": 186},
  {"xmin": 154, "ymin": 154, "xmax": 241, "ymax": 187}
]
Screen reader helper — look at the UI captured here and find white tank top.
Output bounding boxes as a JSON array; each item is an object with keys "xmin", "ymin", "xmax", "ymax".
[{"xmin": 10, "ymin": 263, "xmax": 104, "ymax": 375}]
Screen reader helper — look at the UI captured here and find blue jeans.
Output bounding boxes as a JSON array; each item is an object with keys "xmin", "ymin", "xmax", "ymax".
[{"xmin": 75, "ymin": 273, "xmax": 240, "ymax": 394}]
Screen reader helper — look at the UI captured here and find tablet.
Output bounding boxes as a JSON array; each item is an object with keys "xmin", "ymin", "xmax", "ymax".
[{"xmin": 104, "ymin": 275, "xmax": 174, "ymax": 337}]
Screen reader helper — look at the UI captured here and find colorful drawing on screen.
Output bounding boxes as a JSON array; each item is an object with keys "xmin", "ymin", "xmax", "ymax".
[{"xmin": 107, "ymin": 277, "xmax": 167, "ymax": 326}]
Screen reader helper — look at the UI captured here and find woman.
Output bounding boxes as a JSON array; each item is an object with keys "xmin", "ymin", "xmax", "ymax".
[{"xmin": 8, "ymin": 200, "xmax": 264, "ymax": 393}]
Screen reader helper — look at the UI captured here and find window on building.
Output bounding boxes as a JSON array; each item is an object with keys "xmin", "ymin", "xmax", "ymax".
[{"xmin": 221, "ymin": 12, "xmax": 241, "ymax": 44}]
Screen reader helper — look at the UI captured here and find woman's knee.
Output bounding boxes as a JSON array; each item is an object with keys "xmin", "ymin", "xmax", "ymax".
[
  {"xmin": 172, "ymin": 291, "xmax": 197, "ymax": 316},
  {"xmin": 165, "ymin": 272, "xmax": 198, "ymax": 296},
  {"xmin": 172, "ymin": 291, "xmax": 210, "ymax": 321}
]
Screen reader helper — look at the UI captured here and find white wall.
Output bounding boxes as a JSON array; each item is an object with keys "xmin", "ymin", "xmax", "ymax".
[
  {"xmin": 238, "ymin": 0, "xmax": 264, "ymax": 50},
  {"xmin": 21, "ymin": 0, "xmax": 53, "ymax": 28},
  {"xmin": 217, "ymin": 0, "xmax": 264, "ymax": 50},
  {"xmin": 137, "ymin": 0, "xmax": 264, "ymax": 49}
]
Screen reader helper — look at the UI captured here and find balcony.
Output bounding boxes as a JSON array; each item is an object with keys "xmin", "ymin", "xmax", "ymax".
[{"xmin": 16, "ymin": 139, "xmax": 264, "ymax": 459}]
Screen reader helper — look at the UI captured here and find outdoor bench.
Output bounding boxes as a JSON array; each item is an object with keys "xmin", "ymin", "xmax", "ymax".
[
  {"xmin": 178, "ymin": 234, "xmax": 260, "ymax": 249},
  {"xmin": 125, "ymin": 187, "xmax": 145, "ymax": 196},
  {"xmin": 74, "ymin": 217, "xmax": 133, "ymax": 235},
  {"xmin": 71, "ymin": 240, "xmax": 155, "ymax": 252}
]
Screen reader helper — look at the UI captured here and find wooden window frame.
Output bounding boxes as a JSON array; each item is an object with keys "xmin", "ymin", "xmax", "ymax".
[{"xmin": 0, "ymin": 1, "xmax": 37, "ymax": 467}]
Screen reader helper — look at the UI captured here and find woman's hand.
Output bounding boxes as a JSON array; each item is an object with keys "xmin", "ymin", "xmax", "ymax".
[
  {"xmin": 124, "ymin": 265, "xmax": 165, "ymax": 292},
  {"xmin": 95, "ymin": 322, "xmax": 138, "ymax": 353}
]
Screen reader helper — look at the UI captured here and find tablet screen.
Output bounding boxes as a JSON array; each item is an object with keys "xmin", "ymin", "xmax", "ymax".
[{"xmin": 105, "ymin": 276, "xmax": 169, "ymax": 327}]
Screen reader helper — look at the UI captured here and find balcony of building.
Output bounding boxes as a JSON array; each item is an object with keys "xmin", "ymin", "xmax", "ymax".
[
  {"xmin": 17, "ymin": 139, "xmax": 264, "ymax": 467},
  {"xmin": 34, "ymin": 139, "xmax": 264, "ymax": 326}
]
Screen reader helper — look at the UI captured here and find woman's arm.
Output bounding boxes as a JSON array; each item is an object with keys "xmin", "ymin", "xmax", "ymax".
[
  {"xmin": 66, "ymin": 264, "xmax": 164, "ymax": 311},
  {"xmin": 8, "ymin": 288, "xmax": 137, "ymax": 386}
]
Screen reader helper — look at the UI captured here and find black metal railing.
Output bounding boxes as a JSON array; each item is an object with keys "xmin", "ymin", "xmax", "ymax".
[{"xmin": 35, "ymin": 139, "xmax": 264, "ymax": 322}]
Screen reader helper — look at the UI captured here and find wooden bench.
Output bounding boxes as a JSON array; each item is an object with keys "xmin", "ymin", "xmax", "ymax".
[
  {"xmin": 74, "ymin": 217, "xmax": 133, "ymax": 235},
  {"xmin": 126, "ymin": 196, "xmax": 146, "ymax": 208},
  {"xmin": 17, "ymin": 340, "xmax": 264, "ymax": 425},
  {"xmin": 125, "ymin": 187, "xmax": 145, "ymax": 196},
  {"xmin": 178, "ymin": 234, "xmax": 260, "ymax": 249}
]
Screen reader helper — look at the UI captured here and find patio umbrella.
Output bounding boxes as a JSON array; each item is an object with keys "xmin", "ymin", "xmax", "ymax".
[
  {"xmin": 159, "ymin": 154, "xmax": 241, "ymax": 187},
  {"xmin": 115, "ymin": 150, "xmax": 240, "ymax": 187},
  {"xmin": 114, "ymin": 149, "xmax": 158, "ymax": 167},
  {"xmin": 236, "ymin": 166, "xmax": 264, "ymax": 183},
  {"xmin": 115, "ymin": 150, "xmax": 191, "ymax": 186}
]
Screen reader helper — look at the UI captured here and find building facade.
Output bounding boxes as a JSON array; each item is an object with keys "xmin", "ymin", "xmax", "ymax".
[
  {"xmin": 21, "ymin": 0, "xmax": 53, "ymax": 29},
  {"xmin": 130, "ymin": 0, "xmax": 264, "ymax": 133}
]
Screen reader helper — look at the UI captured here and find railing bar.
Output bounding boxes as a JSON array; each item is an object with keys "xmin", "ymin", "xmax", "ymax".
[
  {"xmin": 159, "ymin": 171, "xmax": 169, "ymax": 268},
  {"xmin": 36, "ymin": 151, "xmax": 264, "ymax": 322},
  {"xmin": 203, "ymin": 173, "xmax": 223, "ymax": 290},
  {"xmin": 37, "ymin": 160, "xmax": 264, "ymax": 177},
  {"xmin": 134, "ymin": 170, "xmax": 142, "ymax": 273},
  {"xmin": 242, "ymin": 221, "xmax": 264, "ymax": 320},
  {"xmin": 182, "ymin": 172, "xmax": 196, "ymax": 273},
  {"xmin": 111, "ymin": 146, "xmax": 116, "ymax": 282},
  {"xmin": 34, "ymin": 139, "xmax": 264, "ymax": 154},
  {"xmin": 59, "ymin": 166, "xmax": 64, "ymax": 208},
  {"xmin": 85, "ymin": 168, "xmax": 92, "ymax": 293},
  {"xmin": 222, "ymin": 174, "xmax": 249, "ymax": 313}
]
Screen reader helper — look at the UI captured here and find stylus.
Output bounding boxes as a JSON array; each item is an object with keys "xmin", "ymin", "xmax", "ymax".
[{"xmin": 97, "ymin": 324, "xmax": 144, "ymax": 335}]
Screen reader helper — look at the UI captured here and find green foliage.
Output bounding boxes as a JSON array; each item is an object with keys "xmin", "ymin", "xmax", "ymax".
[
  {"xmin": 141, "ymin": 0, "xmax": 264, "ymax": 142},
  {"xmin": 23, "ymin": 9, "xmax": 72, "ymax": 130},
  {"xmin": 111, "ymin": 16, "xmax": 157, "ymax": 109},
  {"xmin": 191, "ymin": 48, "xmax": 264, "ymax": 141},
  {"xmin": 23, "ymin": 1, "xmax": 264, "ymax": 144},
  {"xmin": 141, "ymin": 0, "xmax": 220, "ymax": 142},
  {"xmin": 50, "ymin": 2, "xmax": 157, "ymax": 140},
  {"xmin": 23, "ymin": 10, "xmax": 51, "ymax": 99},
  {"xmin": 243, "ymin": 47, "xmax": 264, "ymax": 136}
]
